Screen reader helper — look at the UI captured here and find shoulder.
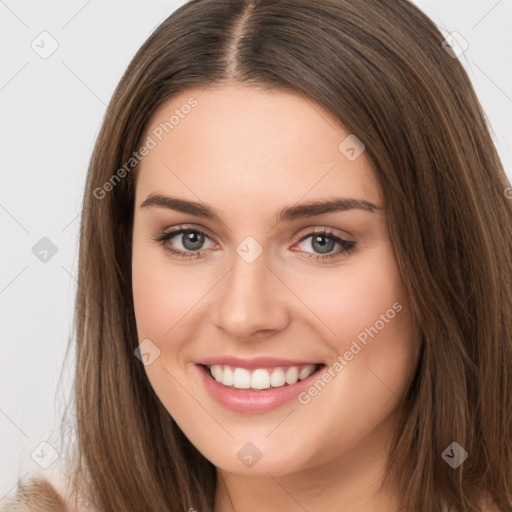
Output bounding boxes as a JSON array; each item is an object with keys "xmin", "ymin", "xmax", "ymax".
[
  {"xmin": 0, "ymin": 476, "xmax": 68, "ymax": 511},
  {"xmin": 0, "ymin": 468, "xmax": 96, "ymax": 512}
]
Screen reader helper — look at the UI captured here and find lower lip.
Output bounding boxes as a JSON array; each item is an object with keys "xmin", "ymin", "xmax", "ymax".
[{"xmin": 196, "ymin": 364, "xmax": 325, "ymax": 413}]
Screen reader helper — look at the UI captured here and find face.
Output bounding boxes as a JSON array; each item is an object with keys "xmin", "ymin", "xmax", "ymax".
[{"xmin": 131, "ymin": 82, "xmax": 420, "ymax": 478}]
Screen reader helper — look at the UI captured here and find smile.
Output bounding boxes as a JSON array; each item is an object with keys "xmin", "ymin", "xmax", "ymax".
[
  {"xmin": 196, "ymin": 361, "xmax": 326, "ymax": 413},
  {"xmin": 206, "ymin": 363, "xmax": 319, "ymax": 390}
]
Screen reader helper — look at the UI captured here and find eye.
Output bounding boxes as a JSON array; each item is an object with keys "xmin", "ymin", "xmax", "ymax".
[
  {"xmin": 151, "ymin": 226, "xmax": 215, "ymax": 259},
  {"xmin": 294, "ymin": 229, "xmax": 356, "ymax": 262},
  {"xmin": 152, "ymin": 225, "xmax": 357, "ymax": 262}
]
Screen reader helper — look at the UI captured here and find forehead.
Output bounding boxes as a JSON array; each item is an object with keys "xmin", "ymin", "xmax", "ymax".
[{"xmin": 135, "ymin": 83, "xmax": 382, "ymax": 215}]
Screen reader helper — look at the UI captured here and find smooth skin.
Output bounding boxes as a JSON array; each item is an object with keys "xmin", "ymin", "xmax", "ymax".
[{"xmin": 131, "ymin": 82, "xmax": 421, "ymax": 512}]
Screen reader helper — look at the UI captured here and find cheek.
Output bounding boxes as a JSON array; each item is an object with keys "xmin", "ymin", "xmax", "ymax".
[
  {"xmin": 291, "ymin": 244, "xmax": 408, "ymax": 349},
  {"xmin": 131, "ymin": 241, "xmax": 198, "ymax": 412},
  {"xmin": 131, "ymin": 233, "xmax": 206, "ymax": 340},
  {"xmin": 132, "ymin": 269, "xmax": 183, "ymax": 339},
  {"xmin": 296, "ymin": 244, "xmax": 418, "ymax": 406},
  {"xmin": 316, "ymin": 250, "xmax": 416, "ymax": 417}
]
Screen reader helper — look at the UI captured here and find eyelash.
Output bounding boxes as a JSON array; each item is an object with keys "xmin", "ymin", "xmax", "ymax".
[{"xmin": 151, "ymin": 224, "xmax": 357, "ymax": 262}]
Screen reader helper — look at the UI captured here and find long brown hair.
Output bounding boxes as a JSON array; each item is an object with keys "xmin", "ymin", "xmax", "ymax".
[{"xmin": 6, "ymin": 0, "xmax": 512, "ymax": 510}]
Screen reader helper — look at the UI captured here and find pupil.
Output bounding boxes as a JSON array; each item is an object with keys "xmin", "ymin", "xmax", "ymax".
[
  {"xmin": 183, "ymin": 231, "xmax": 204, "ymax": 250},
  {"xmin": 313, "ymin": 235, "xmax": 334, "ymax": 254}
]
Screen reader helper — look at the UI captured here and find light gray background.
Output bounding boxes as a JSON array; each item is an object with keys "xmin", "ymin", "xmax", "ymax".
[{"xmin": 1, "ymin": 0, "xmax": 511, "ymax": 500}]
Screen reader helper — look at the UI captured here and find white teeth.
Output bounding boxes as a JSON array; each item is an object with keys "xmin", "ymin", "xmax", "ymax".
[
  {"xmin": 233, "ymin": 368, "xmax": 251, "ymax": 389},
  {"xmin": 299, "ymin": 365, "xmax": 315, "ymax": 380},
  {"xmin": 211, "ymin": 365, "xmax": 223, "ymax": 382},
  {"xmin": 251, "ymin": 369, "xmax": 270, "ymax": 390},
  {"xmin": 285, "ymin": 366, "xmax": 299, "ymax": 385},
  {"xmin": 270, "ymin": 368, "xmax": 286, "ymax": 387},
  {"xmin": 223, "ymin": 366, "xmax": 234, "ymax": 386},
  {"xmin": 207, "ymin": 363, "xmax": 318, "ymax": 390}
]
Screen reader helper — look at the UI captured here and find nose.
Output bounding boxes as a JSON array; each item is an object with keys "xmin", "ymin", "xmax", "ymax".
[{"xmin": 210, "ymin": 249, "xmax": 290, "ymax": 340}]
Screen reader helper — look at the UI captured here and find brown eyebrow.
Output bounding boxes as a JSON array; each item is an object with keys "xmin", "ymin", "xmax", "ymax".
[{"xmin": 139, "ymin": 193, "xmax": 383, "ymax": 224}]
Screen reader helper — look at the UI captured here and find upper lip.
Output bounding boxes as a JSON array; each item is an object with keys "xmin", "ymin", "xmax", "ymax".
[{"xmin": 195, "ymin": 356, "xmax": 323, "ymax": 369}]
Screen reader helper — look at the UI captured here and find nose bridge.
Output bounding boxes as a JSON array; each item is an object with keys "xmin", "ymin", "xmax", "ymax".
[{"xmin": 211, "ymin": 242, "xmax": 289, "ymax": 338}]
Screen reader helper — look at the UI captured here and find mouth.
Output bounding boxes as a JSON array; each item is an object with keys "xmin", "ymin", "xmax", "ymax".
[
  {"xmin": 196, "ymin": 361, "xmax": 326, "ymax": 413},
  {"xmin": 194, "ymin": 355, "xmax": 328, "ymax": 413},
  {"xmin": 199, "ymin": 362, "xmax": 326, "ymax": 391}
]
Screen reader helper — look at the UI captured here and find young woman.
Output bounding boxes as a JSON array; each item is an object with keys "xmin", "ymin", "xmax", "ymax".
[{"xmin": 4, "ymin": 0, "xmax": 512, "ymax": 510}]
